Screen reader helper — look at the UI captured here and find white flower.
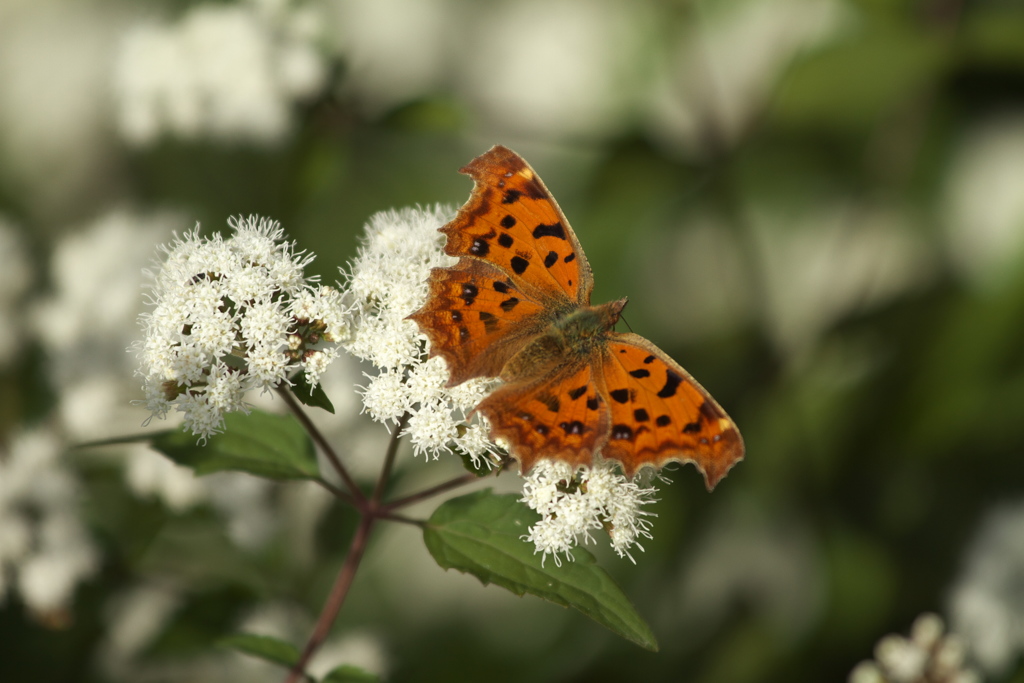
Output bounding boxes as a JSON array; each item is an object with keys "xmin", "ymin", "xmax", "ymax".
[
  {"xmin": 520, "ymin": 460, "xmax": 658, "ymax": 566},
  {"xmin": 849, "ymin": 613, "xmax": 981, "ymax": 683},
  {"xmin": 113, "ymin": 0, "xmax": 327, "ymax": 146},
  {"xmin": 341, "ymin": 206, "xmax": 500, "ymax": 467},
  {"xmin": 135, "ymin": 215, "xmax": 350, "ymax": 441},
  {"xmin": 949, "ymin": 499, "xmax": 1024, "ymax": 675},
  {"xmin": 0, "ymin": 428, "xmax": 98, "ymax": 615}
]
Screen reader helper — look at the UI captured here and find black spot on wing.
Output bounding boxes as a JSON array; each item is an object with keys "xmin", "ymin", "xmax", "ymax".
[
  {"xmin": 560, "ymin": 420, "xmax": 585, "ymax": 436},
  {"xmin": 459, "ymin": 326, "xmax": 469, "ymax": 341},
  {"xmin": 479, "ymin": 310, "xmax": 499, "ymax": 333},
  {"xmin": 633, "ymin": 408, "xmax": 650, "ymax": 422},
  {"xmin": 502, "ymin": 189, "xmax": 522, "ymax": 204},
  {"xmin": 498, "ymin": 233, "xmax": 514, "ymax": 248},
  {"xmin": 533, "ymin": 222, "xmax": 566, "ymax": 240},
  {"xmin": 683, "ymin": 421, "xmax": 702, "ymax": 434},
  {"xmin": 460, "ymin": 284, "xmax": 478, "ymax": 306},
  {"xmin": 539, "ymin": 393, "xmax": 561, "ymax": 413},
  {"xmin": 699, "ymin": 400, "xmax": 725, "ymax": 421},
  {"xmin": 535, "ymin": 424, "xmax": 549, "ymax": 436},
  {"xmin": 544, "ymin": 251, "xmax": 558, "ymax": 268},
  {"xmin": 470, "ymin": 238, "xmax": 489, "ymax": 256},
  {"xmin": 568, "ymin": 385, "xmax": 587, "ymax": 400},
  {"xmin": 500, "ymin": 215, "xmax": 516, "ymax": 229},
  {"xmin": 586, "ymin": 395, "xmax": 600, "ymax": 410},
  {"xmin": 510, "ymin": 256, "xmax": 529, "ymax": 275},
  {"xmin": 493, "ymin": 280, "xmax": 510, "ymax": 294},
  {"xmin": 451, "ymin": 310, "xmax": 462, "ymax": 323},
  {"xmin": 610, "ymin": 388, "xmax": 629, "ymax": 404},
  {"xmin": 629, "ymin": 369, "xmax": 650, "ymax": 379},
  {"xmin": 500, "ymin": 297, "xmax": 519, "ymax": 312},
  {"xmin": 643, "ymin": 355, "xmax": 655, "ymax": 364},
  {"xmin": 656, "ymin": 415, "xmax": 671, "ymax": 427},
  {"xmin": 564, "ymin": 252, "xmax": 576, "ymax": 263},
  {"xmin": 611, "ymin": 424, "xmax": 633, "ymax": 441},
  {"xmin": 523, "ymin": 176, "xmax": 548, "ymax": 199},
  {"xmin": 657, "ymin": 369, "xmax": 683, "ymax": 398}
]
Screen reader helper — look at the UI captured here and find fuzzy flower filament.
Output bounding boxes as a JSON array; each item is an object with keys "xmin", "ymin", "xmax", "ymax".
[
  {"xmin": 135, "ymin": 215, "xmax": 349, "ymax": 440},
  {"xmin": 342, "ymin": 206, "xmax": 500, "ymax": 467},
  {"xmin": 520, "ymin": 460, "xmax": 658, "ymax": 566}
]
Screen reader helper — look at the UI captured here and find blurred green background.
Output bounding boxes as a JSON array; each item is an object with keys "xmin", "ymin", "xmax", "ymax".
[{"xmin": 1, "ymin": 0, "xmax": 1024, "ymax": 681}]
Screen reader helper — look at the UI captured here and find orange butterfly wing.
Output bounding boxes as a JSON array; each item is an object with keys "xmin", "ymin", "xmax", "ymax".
[
  {"xmin": 411, "ymin": 145, "xmax": 594, "ymax": 386},
  {"xmin": 474, "ymin": 363, "xmax": 609, "ymax": 473},
  {"xmin": 595, "ymin": 334, "xmax": 744, "ymax": 489},
  {"xmin": 408, "ymin": 258, "xmax": 547, "ymax": 386},
  {"xmin": 410, "ymin": 145, "xmax": 745, "ymax": 488},
  {"xmin": 443, "ymin": 145, "xmax": 593, "ymax": 305}
]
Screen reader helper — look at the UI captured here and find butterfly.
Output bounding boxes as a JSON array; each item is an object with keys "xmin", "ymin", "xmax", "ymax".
[{"xmin": 408, "ymin": 146, "xmax": 743, "ymax": 489}]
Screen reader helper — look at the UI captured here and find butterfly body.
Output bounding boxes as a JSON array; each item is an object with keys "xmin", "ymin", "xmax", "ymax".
[
  {"xmin": 409, "ymin": 146, "xmax": 744, "ymax": 488},
  {"xmin": 500, "ymin": 298, "xmax": 627, "ymax": 383}
]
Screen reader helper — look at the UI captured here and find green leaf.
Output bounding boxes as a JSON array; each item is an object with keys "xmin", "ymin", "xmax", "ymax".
[
  {"xmin": 453, "ymin": 444, "xmax": 495, "ymax": 478},
  {"xmin": 322, "ymin": 665, "xmax": 382, "ymax": 683},
  {"xmin": 291, "ymin": 372, "xmax": 335, "ymax": 414},
  {"xmin": 423, "ymin": 490, "xmax": 658, "ymax": 651},
  {"xmin": 217, "ymin": 633, "xmax": 300, "ymax": 669},
  {"xmin": 150, "ymin": 410, "xmax": 320, "ymax": 480}
]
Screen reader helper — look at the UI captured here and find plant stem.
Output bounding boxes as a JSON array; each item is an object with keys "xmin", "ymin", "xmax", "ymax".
[
  {"xmin": 284, "ymin": 514, "xmax": 375, "ymax": 683},
  {"xmin": 277, "ymin": 386, "xmax": 365, "ymax": 505},
  {"xmin": 384, "ymin": 456, "xmax": 512, "ymax": 511},
  {"xmin": 383, "ymin": 472, "xmax": 481, "ymax": 511},
  {"xmin": 372, "ymin": 412, "xmax": 410, "ymax": 504}
]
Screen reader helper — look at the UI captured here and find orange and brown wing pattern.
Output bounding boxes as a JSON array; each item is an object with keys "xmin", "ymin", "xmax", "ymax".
[
  {"xmin": 474, "ymin": 363, "xmax": 610, "ymax": 473},
  {"xmin": 594, "ymin": 333, "xmax": 744, "ymax": 488},
  {"xmin": 408, "ymin": 258, "xmax": 548, "ymax": 386},
  {"xmin": 443, "ymin": 145, "xmax": 594, "ymax": 305}
]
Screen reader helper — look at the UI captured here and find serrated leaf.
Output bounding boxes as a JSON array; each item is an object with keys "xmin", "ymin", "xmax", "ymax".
[
  {"xmin": 292, "ymin": 373, "xmax": 335, "ymax": 414},
  {"xmin": 322, "ymin": 665, "xmax": 382, "ymax": 683},
  {"xmin": 150, "ymin": 410, "xmax": 320, "ymax": 480},
  {"xmin": 218, "ymin": 633, "xmax": 300, "ymax": 668},
  {"xmin": 423, "ymin": 490, "xmax": 658, "ymax": 651}
]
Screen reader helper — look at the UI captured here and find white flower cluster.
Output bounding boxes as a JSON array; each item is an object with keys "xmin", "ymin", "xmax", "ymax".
[
  {"xmin": 949, "ymin": 499, "xmax": 1024, "ymax": 674},
  {"xmin": 0, "ymin": 429, "xmax": 98, "ymax": 615},
  {"xmin": 342, "ymin": 206, "xmax": 498, "ymax": 465},
  {"xmin": 520, "ymin": 460, "xmax": 657, "ymax": 566},
  {"xmin": 136, "ymin": 215, "xmax": 348, "ymax": 440},
  {"xmin": 849, "ymin": 613, "xmax": 980, "ymax": 683},
  {"xmin": 113, "ymin": 0, "xmax": 326, "ymax": 146}
]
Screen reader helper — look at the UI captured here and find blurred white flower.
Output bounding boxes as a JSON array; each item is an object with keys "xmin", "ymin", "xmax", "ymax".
[
  {"xmin": 0, "ymin": 215, "xmax": 32, "ymax": 364},
  {"xmin": 343, "ymin": 206, "xmax": 500, "ymax": 466},
  {"xmin": 0, "ymin": 2, "xmax": 122, "ymax": 220},
  {"xmin": 135, "ymin": 215, "xmax": 349, "ymax": 441},
  {"xmin": 113, "ymin": 0, "xmax": 327, "ymax": 146},
  {"xmin": 944, "ymin": 116, "xmax": 1024, "ymax": 289},
  {"xmin": 672, "ymin": 501, "xmax": 823, "ymax": 646},
  {"xmin": 307, "ymin": 630, "xmax": 389, "ymax": 680},
  {"xmin": 749, "ymin": 203, "xmax": 933, "ymax": 360},
  {"xmin": 207, "ymin": 473, "xmax": 277, "ymax": 550},
  {"xmin": 97, "ymin": 581, "xmax": 184, "ymax": 681},
  {"xmin": 458, "ymin": 0, "xmax": 651, "ymax": 140},
  {"xmin": 949, "ymin": 499, "xmax": 1024, "ymax": 675},
  {"xmin": 329, "ymin": 0, "xmax": 451, "ymax": 114},
  {"xmin": 0, "ymin": 428, "xmax": 99, "ymax": 616},
  {"xmin": 849, "ymin": 613, "xmax": 980, "ymax": 683},
  {"xmin": 125, "ymin": 447, "xmax": 207, "ymax": 512},
  {"xmin": 520, "ymin": 460, "xmax": 657, "ymax": 565},
  {"xmin": 648, "ymin": 0, "xmax": 847, "ymax": 155}
]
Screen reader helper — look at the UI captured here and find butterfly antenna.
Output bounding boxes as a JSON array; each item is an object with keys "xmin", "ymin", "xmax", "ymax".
[{"xmin": 620, "ymin": 314, "xmax": 634, "ymax": 333}]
